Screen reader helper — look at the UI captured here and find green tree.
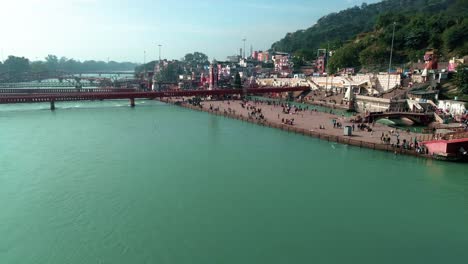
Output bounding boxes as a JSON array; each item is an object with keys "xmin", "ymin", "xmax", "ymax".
[
  {"xmin": 135, "ymin": 61, "xmax": 156, "ymax": 75},
  {"xmin": 442, "ymin": 18, "xmax": 468, "ymax": 52},
  {"xmin": 454, "ymin": 64, "xmax": 468, "ymax": 94},
  {"xmin": 293, "ymin": 48, "xmax": 316, "ymax": 61},
  {"xmin": 30, "ymin": 61, "xmax": 47, "ymax": 73},
  {"xmin": 262, "ymin": 62, "xmax": 274, "ymax": 68},
  {"xmin": 292, "ymin": 56, "xmax": 305, "ymax": 70},
  {"xmin": 45, "ymin": 54, "xmax": 59, "ymax": 71},
  {"xmin": 359, "ymin": 45, "xmax": 388, "ymax": 67},
  {"xmin": 155, "ymin": 61, "xmax": 184, "ymax": 82},
  {"xmin": 233, "ymin": 72, "xmax": 242, "ymax": 88},
  {"xmin": 183, "ymin": 52, "xmax": 209, "ymax": 68},
  {"xmin": 270, "ymin": 0, "xmax": 467, "ymax": 69},
  {"xmin": 327, "ymin": 43, "xmax": 362, "ymax": 74},
  {"xmin": 404, "ymin": 16, "xmax": 430, "ymax": 50},
  {"xmin": 4, "ymin": 56, "xmax": 30, "ymax": 74}
]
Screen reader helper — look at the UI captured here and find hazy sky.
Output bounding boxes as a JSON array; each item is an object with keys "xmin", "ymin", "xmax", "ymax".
[{"xmin": 0, "ymin": 0, "xmax": 379, "ymax": 62}]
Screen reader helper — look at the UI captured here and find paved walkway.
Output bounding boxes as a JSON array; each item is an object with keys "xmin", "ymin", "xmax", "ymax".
[{"xmin": 200, "ymin": 99, "xmax": 425, "ymax": 145}]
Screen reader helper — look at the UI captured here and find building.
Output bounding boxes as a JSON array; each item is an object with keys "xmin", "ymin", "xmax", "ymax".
[
  {"xmin": 208, "ymin": 60, "xmax": 219, "ymax": 90},
  {"xmin": 438, "ymin": 100, "xmax": 467, "ymax": 116},
  {"xmin": 272, "ymin": 53, "xmax": 292, "ymax": 77},
  {"xmin": 424, "ymin": 49, "xmax": 438, "ymax": 70},
  {"xmin": 227, "ymin": 55, "xmax": 240, "ymax": 63},
  {"xmin": 257, "ymin": 51, "xmax": 270, "ymax": 62},
  {"xmin": 252, "ymin": 51, "xmax": 259, "ymax": 61},
  {"xmin": 316, "ymin": 55, "xmax": 326, "ymax": 74}
]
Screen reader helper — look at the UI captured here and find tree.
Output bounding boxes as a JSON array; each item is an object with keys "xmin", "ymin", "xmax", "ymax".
[
  {"xmin": 30, "ymin": 61, "xmax": 47, "ymax": 73},
  {"xmin": 327, "ymin": 43, "xmax": 362, "ymax": 74},
  {"xmin": 135, "ymin": 61, "xmax": 156, "ymax": 75},
  {"xmin": 4, "ymin": 56, "xmax": 30, "ymax": 74},
  {"xmin": 293, "ymin": 49, "xmax": 316, "ymax": 61},
  {"xmin": 359, "ymin": 45, "xmax": 388, "ymax": 68},
  {"xmin": 234, "ymin": 73, "xmax": 242, "ymax": 88},
  {"xmin": 45, "ymin": 54, "xmax": 59, "ymax": 71},
  {"xmin": 404, "ymin": 17, "xmax": 430, "ymax": 50},
  {"xmin": 292, "ymin": 56, "xmax": 305, "ymax": 70},
  {"xmin": 270, "ymin": 0, "xmax": 467, "ymax": 69},
  {"xmin": 155, "ymin": 61, "xmax": 183, "ymax": 82},
  {"xmin": 442, "ymin": 18, "xmax": 468, "ymax": 52},
  {"xmin": 61, "ymin": 58, "xmax": 80, "ymax": 72},
  {"xmin": 183, "ymin": 52, "xmax": 209, "ymax": 68},
  {"xmin": 454, "ymin": 64, "xmax": 468, "ymax": 94}
]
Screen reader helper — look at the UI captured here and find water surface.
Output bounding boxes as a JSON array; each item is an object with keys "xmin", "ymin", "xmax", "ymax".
[{"xmin": 1, "ymin": 100, "xmax": 467, "ymax": 263}]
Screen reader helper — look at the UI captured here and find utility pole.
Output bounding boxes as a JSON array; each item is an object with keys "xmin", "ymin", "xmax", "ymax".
[
  {"xmin": 143, "ymin": 50, "xmax": 147, "ymax": 78},
  {"xmin": 242, "ymin": 38, "xmax": 246, "ymax": 58},
  {"xmin": 387, "ymin": 22, "xmax": 396, "ymax": 91},
  {"xmin": 325, "ymin": 42, "xmax": 329, "ymax": 92}
]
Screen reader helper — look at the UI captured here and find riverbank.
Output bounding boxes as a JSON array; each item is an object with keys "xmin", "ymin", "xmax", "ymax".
[{"xmin": 161, "ymin": 98, "xmax": 433, "ymax": 159}]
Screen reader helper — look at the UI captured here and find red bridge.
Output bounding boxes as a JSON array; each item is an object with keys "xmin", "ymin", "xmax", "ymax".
[
  {"xmin": 0, "ymin": 87, "xmax": 309, "ymax": 110},
  {"xmin": 0, "ymin": 88, "xmax": 137, "ymax": 95}
]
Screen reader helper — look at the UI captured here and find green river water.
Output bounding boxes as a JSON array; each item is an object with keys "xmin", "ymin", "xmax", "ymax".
[{"xmin": 0, "ymin": 100, "xmax": 467, "ymax": 264}]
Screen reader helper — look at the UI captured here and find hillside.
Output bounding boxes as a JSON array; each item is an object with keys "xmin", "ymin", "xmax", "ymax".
[{"xmin": 271, "ymin": 0, "xmax": 467, "ymax": 70}]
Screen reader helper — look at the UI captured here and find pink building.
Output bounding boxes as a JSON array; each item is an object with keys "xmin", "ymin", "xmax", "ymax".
[
  {"xmin": 422, "ymin": 138, "xmax": 468, "ymax": 161},
  {"xmin": 316, "ymin": 56, "xmax": 326, "ymax": 74},
  {"xmin": 252, "ymin": 51, "xmax": 259, "ymax": 60},
  {"xmin": 208, "ymin": 62, "xmax": 219, "ymax": 90},
  {"xmin": 257, "ymin": 52, "xmax": 270, "ymax": 62},
  {"xmin": 424, "ymin": 49, "xmax": 438, "ymax": 70}
]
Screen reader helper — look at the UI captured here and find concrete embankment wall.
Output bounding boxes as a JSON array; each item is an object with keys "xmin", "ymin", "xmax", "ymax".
[
  {"xmin": 355, "ymin": 95, "xmax": 391, "ymax": 112},
  {"xmin": 162, "ymin": 99, "xmax": 431, "ymax": 160}
]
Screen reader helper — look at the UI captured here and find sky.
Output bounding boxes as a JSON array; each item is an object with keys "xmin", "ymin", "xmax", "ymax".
[{"xmin": 0, "ymin": 0, "xmax": 379, "ymax": 63}]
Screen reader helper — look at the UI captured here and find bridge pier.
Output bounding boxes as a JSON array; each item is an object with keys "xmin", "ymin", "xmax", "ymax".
[
  {"xmin": 129, "ymin": 98, "xmax": 135, "ymax": 107},
  {"xmin": 50, "ymin": 100, "xmax": 56, "ymax": 111}
]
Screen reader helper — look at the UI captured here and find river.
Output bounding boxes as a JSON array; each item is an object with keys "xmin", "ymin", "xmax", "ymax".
[{"xmin": 0, "ymin": 100, "xmax": 467, "ymax": 263}]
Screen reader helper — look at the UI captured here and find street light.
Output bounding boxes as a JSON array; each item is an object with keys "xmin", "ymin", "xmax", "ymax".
[
  {"xmin": 157, "ymin": 44, "xmax": 162, "ymax": 61},
  {"xmin": 387, "ymin": 22, "xmax": 396, "ymax": 91},
  {"xmin": 242, "ymin": 38, "xmax": 246, "ymax": 58}
]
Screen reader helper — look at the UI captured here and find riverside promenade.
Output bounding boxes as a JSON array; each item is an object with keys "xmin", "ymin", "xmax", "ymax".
[{"xmin": 163, "ymin": 97, "xmax": 433, "ymax": 158}]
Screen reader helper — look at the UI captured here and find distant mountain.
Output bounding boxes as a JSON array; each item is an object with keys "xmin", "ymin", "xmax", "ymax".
[{"xmin": 271, "ymin": 0, "xmax": 467, "ymax": 72}]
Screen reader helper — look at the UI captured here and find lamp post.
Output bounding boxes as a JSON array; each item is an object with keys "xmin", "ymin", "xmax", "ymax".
[
  {"xmin": 242, "ymin": 38, "xmax": 246, "ymax": 58},
  {"xmin": 157, "ymin": 44, "xmax": 162, "ymax": 61},
  {"xmin": 387, "ymin": 22, "xmax": 396, "ymax": 91}
]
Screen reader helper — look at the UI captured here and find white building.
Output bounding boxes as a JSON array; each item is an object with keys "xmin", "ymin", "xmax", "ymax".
[{"xmin": 438, "ymin": 100, "xmax": 467, "ymax": 116}]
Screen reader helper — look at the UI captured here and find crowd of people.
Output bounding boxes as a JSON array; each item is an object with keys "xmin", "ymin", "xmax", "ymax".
[
  {"xmin": 281, "ymin": 118, "xmax": 295, "ymax": 126},
  {"xmin": 332, "ymin": 119, "xmax": 344, "ymax": 129},
  {"xmin": 208, "ymin": 104, "xmax": 220, "ymax": 112},
  {"xmin": 240, "ymin": 101, "xmax": 265, "ymax": 121},
  {"xmin": 187, "ymin": 97, "xmax": 438, "ymax": 157}
]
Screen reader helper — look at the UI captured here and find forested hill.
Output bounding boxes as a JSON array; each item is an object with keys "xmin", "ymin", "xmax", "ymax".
[{"xmin": 271, "ymin": 0, "xmax": 467, "ymax": 69}]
